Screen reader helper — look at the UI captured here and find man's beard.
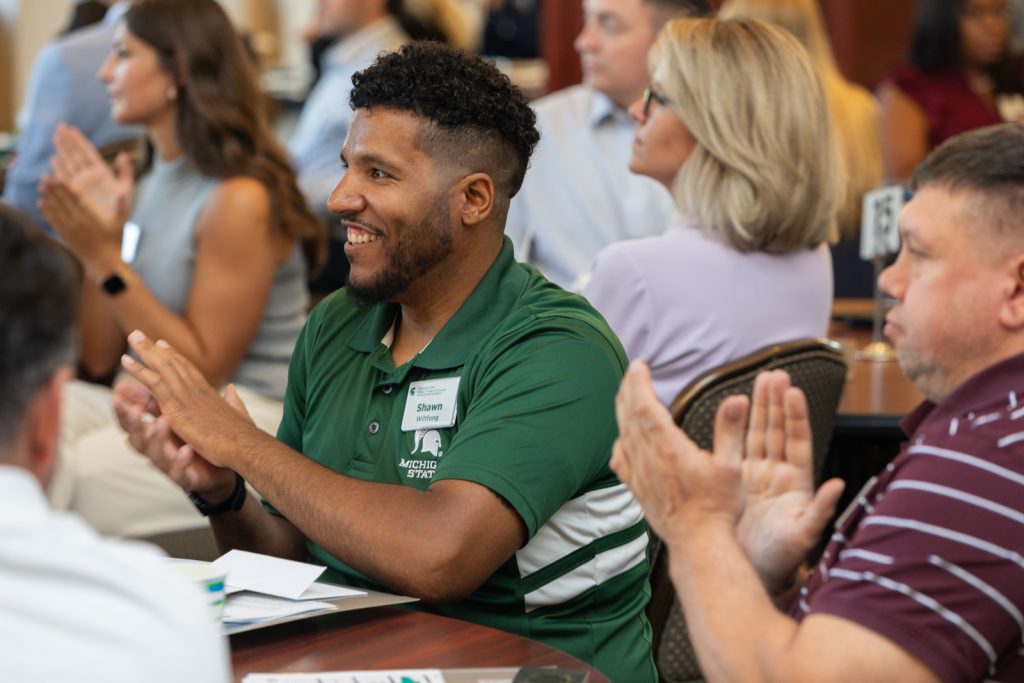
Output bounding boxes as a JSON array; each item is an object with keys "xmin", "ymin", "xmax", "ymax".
[{"xmin": 345, "ymin": 196, "xmax": 454, "ymax": 307}]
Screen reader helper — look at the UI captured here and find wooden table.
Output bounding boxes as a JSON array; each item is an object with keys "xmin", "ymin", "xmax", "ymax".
[{"xmin": 231, "ymin": 606, "xmax": 609, "ymax": 682}]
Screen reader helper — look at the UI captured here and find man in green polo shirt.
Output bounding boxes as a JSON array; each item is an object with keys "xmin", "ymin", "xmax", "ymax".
[{"xmin": 114, "ymin": 42, "xmax": 653, "ymax": 683}]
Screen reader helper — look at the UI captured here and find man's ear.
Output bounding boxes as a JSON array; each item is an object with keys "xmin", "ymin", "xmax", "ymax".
[
  {"xmin": 23, "ymin": 366, "xmax": 72, "ymax": 489},
  {"xmin": 999, "ymin": 254, "xmax": 1024, "ymax": 331},
  {"xmin": 455, "ymin": 173, "xmax": 495, "ymax": 227}
]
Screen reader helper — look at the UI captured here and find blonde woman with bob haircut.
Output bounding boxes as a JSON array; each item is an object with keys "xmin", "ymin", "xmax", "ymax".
[
  {"xmin": 585, "ymin": 17, "xmax": 842, "ymax": 406},
  {"xmin": 719, "ymin": 0, "xmax": 883, "ymax": 296}
]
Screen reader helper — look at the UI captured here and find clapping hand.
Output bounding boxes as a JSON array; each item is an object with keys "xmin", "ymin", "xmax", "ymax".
[
  {"xmin": 38, "ymin": 124, "xmax": 135, "ymax": 268},
  {"xmin": 734, "ymin": 371, "xmax": 845, "ymax": 593},
  {"xmin": 113, "ymin": 331, "xmax": 256, "ymax": 498},
  {"xmin": 51, "ymin": 123, "xmax": 134, "ymax": 229},
  {"xmin": 611, "ymin": 361, "xmax": 750, "ymax": 541},
  {"xmin": 612, "ymin": 364, "xmax": 845, "ymax": 592}
]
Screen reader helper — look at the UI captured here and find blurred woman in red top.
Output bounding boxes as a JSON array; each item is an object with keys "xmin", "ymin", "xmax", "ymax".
[{"xmin": 880, "ymin": 0, "xmax": 1024, "ymax": 182}]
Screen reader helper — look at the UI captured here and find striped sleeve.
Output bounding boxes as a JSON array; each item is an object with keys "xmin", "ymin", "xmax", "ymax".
[{"xmin": 805, "ymin": 433, "xmax": 1024, "ymax": 682}]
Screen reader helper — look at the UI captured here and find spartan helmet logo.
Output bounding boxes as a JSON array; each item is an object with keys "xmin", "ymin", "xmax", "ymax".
[{"xmin": 410, "ymin": 429, "xmax": 443, "ymax": 457}]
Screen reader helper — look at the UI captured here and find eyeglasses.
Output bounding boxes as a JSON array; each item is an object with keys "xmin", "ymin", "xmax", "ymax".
[{"xmin": 641, "ymin": 86, "xmax": 669, "ymax": 118}]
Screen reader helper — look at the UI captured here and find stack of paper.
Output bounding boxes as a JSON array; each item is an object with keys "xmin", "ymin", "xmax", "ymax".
[{"xmin": 210, "ymin": 550, "xmax": 367, "ymax": 625}]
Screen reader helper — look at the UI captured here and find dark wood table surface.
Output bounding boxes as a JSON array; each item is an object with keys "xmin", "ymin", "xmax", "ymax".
[{"xmin": 230, "ymin": 606, "xmax": 610, "ymax": 682}]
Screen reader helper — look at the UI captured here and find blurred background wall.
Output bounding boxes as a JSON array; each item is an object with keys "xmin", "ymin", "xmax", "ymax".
[{"xmin": 0, "ymin": 0, "xmax": 917, "ymax": 133}]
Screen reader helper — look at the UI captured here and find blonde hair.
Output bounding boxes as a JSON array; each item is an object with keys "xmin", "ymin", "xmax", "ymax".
[
  {"xmin": 651, "ymin": 17, "xmax": 842, "ymax": 252},
  {"xmin": 719, "ymin": 0, "xmax": 883, "ymax": 240},
  {"xmin": 403, "ymin": 0, "xmax": 475, "ymax": 50}
]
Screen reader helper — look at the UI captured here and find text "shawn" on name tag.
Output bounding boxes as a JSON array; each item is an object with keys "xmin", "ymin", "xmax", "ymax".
[{"xmin": 401, "ymin": 377, "xmax": 461, "ymax": 432}]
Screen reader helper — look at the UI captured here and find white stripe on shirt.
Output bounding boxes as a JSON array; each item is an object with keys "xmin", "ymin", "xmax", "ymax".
[
  {"xmin": 888, "ymin": 480, "xmax": 1024, "ymax": 525},
  {"xmin": 908, "ymin": 444, "xmax": 1024, "ymax": 486},
  {"xmin": 929, "ymin": 555, "xmax": 1024, "ymax": 632},
  {"xmin": 828, "ymin": 567, "xmax": 998, "ymax": 672},
  {"xmin": 862, "ymin": 516, "xmax": 1024, "ymax": 572}
]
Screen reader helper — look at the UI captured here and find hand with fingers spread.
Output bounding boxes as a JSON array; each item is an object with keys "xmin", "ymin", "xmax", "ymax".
[
  {"xmin": 116, "ymin": 329, "xmax": 261, "ymax": 489},
  {"xmin": 38, "ymin": 124, "xmax": 134, "ymax": 269},
  {"xmin": 612, "ymin": 363, "xmax": 844, "ymax": 591},
  {"xmin": 735, "ymin": 371, "xmax": 846, "ymax": 594},
  {"xmin": 50, "ymin": 123, "xmax": 135, "ymax": 231},
  {"xmin": 37, "ymin": 178, "xmax": 124, "ymax": 273},
  {"xmin": 611, "ymin": 360, "xmax": 751, "ymax": 542}
]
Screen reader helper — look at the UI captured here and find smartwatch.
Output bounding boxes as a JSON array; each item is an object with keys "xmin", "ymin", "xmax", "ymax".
[
  {"xmin": 187, "ymin": 473, "xmax": 247, "ymax": 517},
  {"xmin": 100, "ymin": 272, "xmax": 127, "ymax": 296}
]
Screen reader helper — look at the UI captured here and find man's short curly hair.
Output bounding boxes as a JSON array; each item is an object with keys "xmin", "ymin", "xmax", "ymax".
[{"xmin": 350, "ymin": 41, "xmax": 539, "ymax": 199}]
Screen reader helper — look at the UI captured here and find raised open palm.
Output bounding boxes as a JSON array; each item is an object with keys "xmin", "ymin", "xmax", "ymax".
[{"xmin": 50, "ymin": 123, "xmax": 134, "ymax": 232}]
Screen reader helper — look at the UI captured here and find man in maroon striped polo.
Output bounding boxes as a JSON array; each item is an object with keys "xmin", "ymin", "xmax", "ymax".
[{"xmin": 613, "ymin": 123, "xmax": 1024, "ymax": 682}]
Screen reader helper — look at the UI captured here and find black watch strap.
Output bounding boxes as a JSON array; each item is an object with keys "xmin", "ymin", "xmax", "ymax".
[{"xmin": 187, "ymin": 473, "xmax": 246, "ymax": 517}]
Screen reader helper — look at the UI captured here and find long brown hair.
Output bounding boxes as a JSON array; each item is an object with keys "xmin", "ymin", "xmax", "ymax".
[{"xmin": 125, "ymin": 0, "xmax": 325, "ymax": 270}]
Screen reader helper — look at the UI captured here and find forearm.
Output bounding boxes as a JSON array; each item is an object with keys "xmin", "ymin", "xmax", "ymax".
[
  {"xmin": 91, "ymin": 260, "xmax": 241, "ymax": 386},
  {"xmin": 666, "ymin": 522, "xmax": 806, "ymax": 683},
  {"xmin": 79, "ymin": 278, "xmax": 129, "ymax": 378},
  {"xmin": 216, "ymin": 427, "xmax": 505, "ymax": 602},
  {"xmin": 208, "ymin": 486, "xmax": 308, "ymax": 561}
]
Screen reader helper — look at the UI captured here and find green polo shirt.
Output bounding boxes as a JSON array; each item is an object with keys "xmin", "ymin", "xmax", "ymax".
[{"xmin": 272, "ymin": 238, "xmax": 654, "ymax": 683}]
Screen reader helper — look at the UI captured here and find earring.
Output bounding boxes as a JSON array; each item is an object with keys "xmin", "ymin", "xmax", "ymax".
[{"xmin": 167, "ymin": 85, "xmax": 178, "ymax": 102}]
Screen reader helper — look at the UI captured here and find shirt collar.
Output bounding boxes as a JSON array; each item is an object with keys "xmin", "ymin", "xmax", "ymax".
[
  {"xmin": 0, "ymin": 465, "xmax": 50, "ymax": 523},
  {"xmin": 349, "ymin": 237, "xmax": 527, "ymax": 371},
  {"xmin": 587, "ymin": 89, "xmax": 629, "ymax": 128},
  {"xmin": 900, "ymin": 351, "xmax": 1024, "ymax": 437},
  {"xmin": 104, "ymin": 1, "xmax": 130, "ymax": 26}
]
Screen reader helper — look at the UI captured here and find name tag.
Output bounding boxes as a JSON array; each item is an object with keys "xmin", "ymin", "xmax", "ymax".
[{"xmin": 401, "ymin": 377, "xmax": 460, "ymax": 431}]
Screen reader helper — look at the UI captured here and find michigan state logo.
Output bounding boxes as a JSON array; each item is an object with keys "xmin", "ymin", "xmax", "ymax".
[
  {"xmin": 399, "ymin": 429, "xmax": 446, "ymax": 482},
  {"xmin": 410, "ymin": 429, "xmax": 443, "ymax": 457}
]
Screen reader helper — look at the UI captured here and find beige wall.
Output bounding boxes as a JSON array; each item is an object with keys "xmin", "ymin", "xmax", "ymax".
[
  {"xmin": 0, "ymin": 0, "xmax": 315, "ymax": 131},
  {"xmin": 0, "ymin": 0, "xmax": 74, "ymax": 129}
]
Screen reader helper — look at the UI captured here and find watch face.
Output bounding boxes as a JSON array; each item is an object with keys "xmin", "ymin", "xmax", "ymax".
[{"xmin": 101, "ymin": 273, "xmax": 127, "ymax": 296}]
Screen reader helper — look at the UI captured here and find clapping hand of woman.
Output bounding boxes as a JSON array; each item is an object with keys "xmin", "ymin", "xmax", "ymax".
[{"xmin": 38, "ymin": 123, "xmax": 135, "ymax": 273}]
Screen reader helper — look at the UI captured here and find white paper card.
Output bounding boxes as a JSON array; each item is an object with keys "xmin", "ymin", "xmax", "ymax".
[
  {"xmin": 242, "ymin": 671, "xmax": 445, "ymax": 683},
  {"xmin": 223, "ymin": 593, "xmax": 336, "ymax": 624},
  {"xmin": 297, "ymin": 581, "xmax": 367, "ymax": 601},
  {"xmin": 860, "ymin": 186, "xmax": 903, "ymax": 260},
  {"xmin": 401, "ymin": 377, "xmax": 460, "ymax": 431},
  {"xmin": 213, "ymin": 549, "xmax": 325, "ymax": 600}
]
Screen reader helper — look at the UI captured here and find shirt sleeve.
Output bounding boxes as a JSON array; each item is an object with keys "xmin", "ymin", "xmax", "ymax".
[
  {"xmin": 432, "ymin": 318, "xmax": 626, "ymax": 537},
  {"xmin": 805, "ymin": 432, "xmax": 1024, "ymax": 681},
  {"xmin": 3, "ymin": 43, "xmax": 72, "ymax": 227},
  {"xmin": 583, "ymin": 243, "xmax": 653, "ymax": 363}
]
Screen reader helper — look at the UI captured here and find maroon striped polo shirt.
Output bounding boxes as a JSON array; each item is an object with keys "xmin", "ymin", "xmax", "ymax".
[{"xmin": 794, "ymin": 353, "xmax": 1024, "ymax": 682}]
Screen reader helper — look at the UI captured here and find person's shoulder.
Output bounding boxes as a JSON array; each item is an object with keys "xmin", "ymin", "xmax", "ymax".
[
  {"xmin": 498, "ymin": 264, "xmax": 627, "ymax": 357},
  {"xmin": 885, "ymin": 64, "xmax": 958, "ymax": 97},
  {"xmin": 598, "ymin": 224, "xmax": 719, "ymax": 271},
  {"xmin": 532, "ymin": 84, "xmax": 595, "ymax": 128},
  {"xmin": 210, "ymin": 175, "xmax": 271, "ymax": 207},
  {"xmin": 37, "ymin": 513, "xmax": 212, "ymax": 616},
  {"xmin": 53, "ymin": 17, "xmax": 117, "ymax": 55},
  {"xmin": 304, "ymin": 289, "xmax": 376, "ymax": 347}
]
